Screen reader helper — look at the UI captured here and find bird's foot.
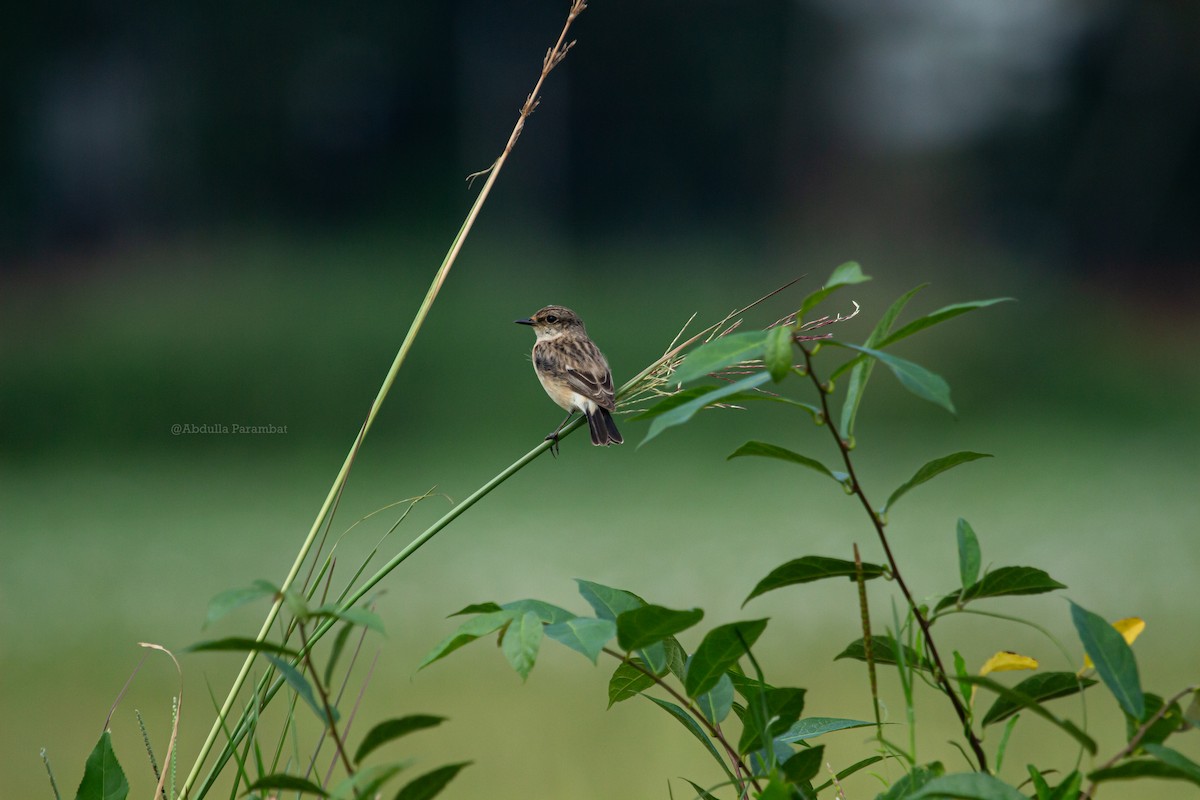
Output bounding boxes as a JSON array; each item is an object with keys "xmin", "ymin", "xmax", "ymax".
[{"xmin": 544, "ymin": 433, "xmax": 561, "ymax": 458}]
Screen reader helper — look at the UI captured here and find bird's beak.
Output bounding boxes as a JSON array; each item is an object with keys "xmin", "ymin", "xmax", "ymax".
[{"xmin": 514, "ymin": 317, "xmax": 534, "ymax": 326}]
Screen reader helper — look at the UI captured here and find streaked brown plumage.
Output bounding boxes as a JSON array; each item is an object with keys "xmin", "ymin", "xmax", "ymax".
[{"xmin": 515, "ymin": 305, "xmax": 623, "ymax": 451}]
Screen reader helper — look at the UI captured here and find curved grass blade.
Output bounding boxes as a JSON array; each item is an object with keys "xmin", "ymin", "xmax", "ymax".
[
  {"xmin": 878, "ymin": 298, "xmax": 1015, "ymax": 349},
  {"xmin": 642, "ymin": 372, "xmax": 773, "ymax": 446},
  {"xmin": 728, "ymin": 441, "xmax": 849, "ymax": 485},
  {"xmin": 672, "ymin": 331, "xmax": 770, "ymax": 385}
]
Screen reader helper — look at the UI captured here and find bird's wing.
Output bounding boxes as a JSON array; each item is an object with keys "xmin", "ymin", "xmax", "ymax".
[{"xmin": 564, "ymin": 343, "xmax": 616, "ymax": 410}]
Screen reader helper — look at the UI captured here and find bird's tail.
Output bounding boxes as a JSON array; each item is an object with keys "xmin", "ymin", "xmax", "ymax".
[{"xmin": 587, "ymin": 408, "xmax": 624, "ymax": 446}]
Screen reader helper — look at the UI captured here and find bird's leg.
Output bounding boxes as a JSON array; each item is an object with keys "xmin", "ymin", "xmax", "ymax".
[{"xmin": 545, "ymin": 411, "xmax": 576, "ymax": 458}]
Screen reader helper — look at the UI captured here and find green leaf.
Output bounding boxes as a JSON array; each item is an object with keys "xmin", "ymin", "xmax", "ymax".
[
  {"xmin": 393, "ymin": 762, "xmax": 472, "ymax": 800},
  {"xmin": 263, "ymin": 654, "xmax": 336, "ymax": 724},
  {"xmin": 607, "ymin": 660, "xmax": 655, "ymax": 707},
  {"xmin": 642, "ymin": 372, "xmax": 773, "ymax": 446},
  {"xmin": 312, "ymin": 604, "xmax": 386, "ymax": 635},
  {"xmin": 330, "ymin": 763, "xmax": 406, "ymax": 800},
  {"xmin": 644, "ymin": 697, "xmax": 736, "ymax": 784},
  {"xmin": 73, "ymin": 731, "xmax": 128, "ymax": 800},
  {"xmin": 744, "ymin": 556, "xmax": 886, "ymax": 605},
  {"xmin": 501, "ymin": 610, "xmax": 543, "ymax": 680},
  {"xmin": 1144, "ymin": 744, "xmax": 1200, "ymax": 786},
  {"xmin": 685, "ymin": 619, "xmax": 769, "ymax": 697},
  {"xmin": 956, "ymin": 518, "xmax": 981, "ymax": 589},
  {"xmin": 244, "ymin": 773, "xmax": 328, "ymax": 797},
  {"xmin": 763, "ymin": 325, "xmax": 795, "ymax": 382},
  {"xmin": 727, "ymin": 441, "xmax": 849, "ymax": 485},
  {"xmin": 664, "ymin": 635, "xmax": 688, "ymax": 682},
  {"xmin": 354, "ymin": 715, "xmax": 446, "ymax": 764},
  {"xmin": 782, "ymin": 745, "xmax": 825, "ymax": 785},
  {"xmin": 323, "ymin": 622, "xmax": 355, "ymax": 686},
  {"xmin": 672, "ymin": 331, "xmax": 771, "ymax": 385},
  {"xmin": 883, "ymin": 452, "xmax": 993, "ymax": 514},
  {"xmin": 544, "ymin": 617, "xmax": 616, "ymax": 664},
  {"xmin": 959, "ymin": 675, "xmax": 1097, "ymax": 754},
  {"xmin": 835, "ymin": 283, "xmax": 927, "ymax": 438},
  {"xmin": 829, "ymin": 342, "xmax": 955, "ymax": 415},
  {"xmin": 203, "ymin": 580, "xmax": 278, "ymax": 628},
  {"xmin": 501, "ymin": 598, "xmax": 575, "ymax": 624},
  {"xmin": 616, "ymin": 605, "xmax": 704, "ymax": 652},
  {"xmin": 981, "ymin": 672, "xmax": 1097, "ymax": 726},
  {"xmin": 576, "ymin": 579, "xmax": 643, "ymax": 621},
  {"xmin": 1129, "ymin": 693, "xmax": 1186, "ymax": 748},
  {"xmin": 184, "ymin": 637, "xmax": 299, "ymax": 657},
  {"xmin": 878, "ymin": 763, "xmax": 944, "ymax": 800},
  {"xmin": 908, "ymin": 772, "xmax": 1027, "ymax": 799},
  {"xmin": 638, "ymin": 639, "xmax": 670, "ymax": 676},
  {"xmin": 777, "ymin": 717, "xmax": 877, "ymax": 742},
  {"xmin": 418, "ymin": 610, "xmax": 514, "ymax": 669},
  {"xmin": 813, "ymin": 756, "xmax": 885, "ymax": 793},
  {"xmin": 634, "ymin": 387, "xmax": 820, "ymax": 422},
  {"xmin": 695, "ymin": 673, "xmax": 734, "ymax": 725},
  {"xmin": 754, "ymin": 778, "xmax": 794, "ymax": 800},
  {"xmin": 799, "ymin": 262, "xmax": 871, "ymax": 319},
  {"xmin": 935, "ymin": 566, "xmax": 1067, "ymax": 612},
  {"xmin": 448, "ymin": 602, "xmax": 502, "ymax": 616},
  {"xmin": 737, "ymin": 686, "xmax": 807, "ymax": 752},
  {"xmin": 1089, "ymin": 757, "xmax": 1200, "ymax": 785},
  {"xmin": 835, "ymin": 636, "xmax": 932, "ymax": 672},
  {"xmin": 1070, "ymin": 601, "xmax": 1144, "ymax": 719},
  {"xmin": 681, "ymin": 779, "xmax": 721, "ymax": 800},
  {"xmin": 877, "ymin": 298, "xmax": 1016, "ymax": 349}
]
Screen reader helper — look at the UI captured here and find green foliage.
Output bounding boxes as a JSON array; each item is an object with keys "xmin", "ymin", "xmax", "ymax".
[
  {"xmin": 354, "ymin": 716, "xmax": 446, "ymax": 764},
  {"xmin": 1071, "ymin": 600, "xmax": 1145, "ymax": 719},
  {"xmin": 743, "ymin": 555, "xmax": 886, "ymax": 605},
  {"xmin": 74, "ymin": 732, "xmax": 128, "ymax": 800}
]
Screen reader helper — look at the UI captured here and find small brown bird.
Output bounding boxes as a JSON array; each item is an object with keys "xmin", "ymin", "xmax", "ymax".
[{"xmin": 515, "ymin": 305, "xmax": 623, "ymax": 453}]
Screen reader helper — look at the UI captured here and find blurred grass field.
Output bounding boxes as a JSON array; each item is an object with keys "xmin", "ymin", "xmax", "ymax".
[{"xmin": 2, "ymin": 232, "xmax": 1198, "ymax": 798}]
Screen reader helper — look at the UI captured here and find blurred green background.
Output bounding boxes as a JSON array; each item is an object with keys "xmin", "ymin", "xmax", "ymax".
[{"xmin": 2, "ymin": 2, "xmax": 1198, "ymax": 798}]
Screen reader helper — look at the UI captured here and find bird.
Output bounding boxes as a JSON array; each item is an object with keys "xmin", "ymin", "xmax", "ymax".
[{"xmin": 515, "ymin": 305, "xmax": 623, "ymax": 454}]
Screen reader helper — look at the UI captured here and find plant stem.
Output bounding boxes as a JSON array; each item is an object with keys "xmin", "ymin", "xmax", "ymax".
[
  {"xmin": 600, "ymin": 647, "xmax": 761, "ymax": 798},
  {"xmin": 1080, "ymin": 683, "xmax": 1198, "ymax": 800},
  {"xmin": 853, "ymin": 544, "xmax": 883, "ymax": 736},
  {"xmin": 297, "ymin": 622, "xmax": 354, "ymax": 776},
  {"xmin": 178, "ymin": 5, "xmax": 589, "ymax": 796},
  {"xmin": 800, "ymin": 344, "xmax": 990, "ymax": 772}
]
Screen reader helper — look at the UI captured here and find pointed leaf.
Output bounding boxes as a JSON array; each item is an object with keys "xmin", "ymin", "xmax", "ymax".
[
  {"xmin": 312, "ymin": 604, "xmax": 386, "ymax": 635},
  {"xmin": 799, "ymin": 262, "xmax": 871, "ymax": 318},
  {"xmin": 264, "ymin": 654, "xmax": 337, "ymax": 724},
  {"xmin": 782, "ymin": 745, "xmax": 825, "ymax": 785},
  {"xmin": 813, "ymin": 756, "xmax": 886, "ymax": 793},
  {"xmin": 727, "ymin": 441, "xmax": 849, "ymax": 484},
  {"xmin": 908, "ymin": 772, "xmax": 1028, "ymax": 799},
  {"xmin": 393, "ymin": 762, "xmax": 472, "ymax": 800},
  {"xmin": 835, "ymin": 283, "xmax": 927, "ymax": 437},
  {"xmin": 957, "ymin": 518, "xmax": 981, "ymax": 589},
  {"xmin": 778, "ymin": 716, "xmax": 877, "ymax": 742},
  {"xmin": 830, "ymin": 342, "xmax": 955, "ymax": 414},
  {"xmin": 883, "ymin": 452, "xmax": 992, "ymax": 513},
  {"xmin": 644, "ymin": 697, "xmax": 736, "ymax": 784},
  {"xmin": 1071, "ymin": 601, "xmax": 1144, "ymax": 719},
  {"xmin": 616, "ymin": 605, "xmax": 704, "ymax": 652},
  {"xmin": 576, "ymin": 579, "xmax": 643, "ymax": 621},
  {"xmin": 835, "ymin": 636, "xmax": 932, "ymax": 672},
  {"xmin": 418, "ymin": 610, "xmax": 515, "ymax": 669},
  {"xmin": 501, "ymin": 610, "xmax": 543, "ymax": 680},
  {"xmin": 203, "ymin": 580, "xmax": 279, "ymax": 628},
  {"xmin": 354, "ymin": 715, "xmax": 445, "ymax": 764},
  {"xmin": 878, "ymin": 298, "xmax": 1016, "ymax": 349},
  {"xmin": 185, "ymin": 637, "xmax": 299, "ymax": 657},
  {"xmin": 330, "ymin": 764, "xmax": 406, "ymax": 800},
  {"xmin": 1089, "ymin": 758, "xmax": 1200, "ymax": 785},
  {"xmin": 960, "ymin": 675, "xmax": 1097, "ymax": 754},
  {"xmin": 737, "ymin": 686, "xmax": 806, "ymax": 752},
  {"xmin": 685, "ymin": 619, "xmax": 769, "ymax": 697},
  {"xmin": 633, "ymin": 386, "xmax": 819, "ymax": 422},
  {"xmin": 878, "ymin": 763, "xmax": 945, "ymax": 799},
  {"xmin": 449, "ymin": 602, "xmax": 502, "ymax": 616},
  {"xmin": 682, "ymin": 779, "xmax": 722, "ymax": 800},
  {"xmin": 642, "ymin": 372, "xmax": 773, "ymax": 445},
  {"xmin": 607, "ymin": 659, "xmax": 655, "ymax": 707},
  {"xmin": 323, "ymin": 622, "xmax": 355, "ymax": 686},
  {"xmin": 935, "ymin": 566, "xmax": 1067, "ymax": 612},
  {"xmin": 672, "ymin": 331, "xmax": 771, "ymax": 385},
  {"xmin": 1127, "ymin": 693, "xmax": 1185, "ymax": 748},
  {"xmin": 544, "ymin": 617, "xmax": 616, "ymax": 664},
  {"xmin": 74, "ymin": 731, "xmax": 129, "ymax": 800},
  {"xmin": 500, "ymin": 598, "xmax": 574, "ymax": 624},
  {"xmin": 744, "ymin": 556, "xmax": 886, "ymax": 605},
  {"xmin": 695, "ymin": 672, "xmax": 734, "ymax": 725},
  {"xmin": 978, "ymin": 651, "xmax": 1038, "ymax": 677},
  {"xmin": 1144, "ymin": 745, "xmax": 1200, "ymax": 786},
  {"xmin": 981, "ymin": 671, "xmax": 1097, "ymax": 726},
  {"xmin": 244, "ymin": 773, "xmax": 328, "ymax": 797},
  {"xmin": 763, "ymin": 325, "xmax": 795, "ymax": 382}
]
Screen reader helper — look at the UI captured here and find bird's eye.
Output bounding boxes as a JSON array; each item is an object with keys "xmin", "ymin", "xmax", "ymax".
[{"xmin": 545, "ymin": 315, "xmax": 558, "ymax": 324}]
